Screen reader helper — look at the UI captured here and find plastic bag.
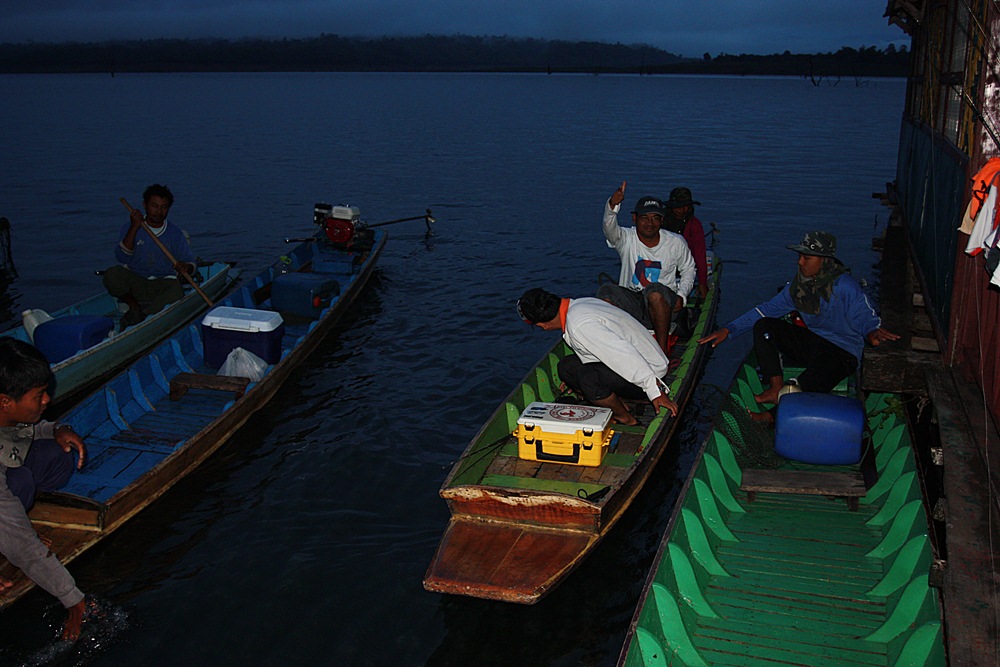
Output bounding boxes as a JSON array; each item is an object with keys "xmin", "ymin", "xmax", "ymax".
[
  {"xmin": 219, "ymin": 347, "xmax": 268, "ymax": 381},
  {"xmin": 22, "ymin": 309, "xmax": 53, "ymax": 343}
]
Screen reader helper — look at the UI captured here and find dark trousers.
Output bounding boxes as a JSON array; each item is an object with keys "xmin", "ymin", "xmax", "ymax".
[
  {"xmin": 102, "ymin": 265, "xmax": 184, "ymax": 314},
  {"xmin": 752, "ymin": 317, "xmax": 858, "ymax": 393},
  {"xmin": 4, "ymin": 439, "xmax": 75, "ymax": 510},
  {"xmin": 558, "ymin": 354, "xmax": 647, "ymax": 403}
]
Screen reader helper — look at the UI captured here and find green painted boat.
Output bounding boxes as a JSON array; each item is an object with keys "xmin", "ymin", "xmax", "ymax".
[
  {"xmin": 617, "ymin": 355, "xmax": 945, "ymax": 666},
  {"xmin": 424, "ymin": 260, "xmax": 722, "ymax": 604}
]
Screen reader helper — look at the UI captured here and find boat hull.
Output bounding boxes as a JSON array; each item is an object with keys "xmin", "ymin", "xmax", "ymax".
[
  {"xmin": 617, "ymin": 356, "xmax": 946, "ymax": 666},
  {"xmin": 4, "ymin": 262, "xmax": 240, "ymax": 414},
  {"xmin": 425, "ymin": 261, "xmax": 722, "ymax": 603},
  {"xmin": 0, "ymin": 232, "xmax": 385, "ymax": 609}
]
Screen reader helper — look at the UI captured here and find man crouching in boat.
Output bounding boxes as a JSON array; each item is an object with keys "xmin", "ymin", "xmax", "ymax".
[
  {"xmin": 0, "ymin": 339, "xmax": 88, "ymax": 640},
  {"xmin": 699, "ymin": 231, "xmax": 899, "ymax": 411},
  {"xmin": 517, "ymin": 288, "xmax": 678, "ymax": 425}
]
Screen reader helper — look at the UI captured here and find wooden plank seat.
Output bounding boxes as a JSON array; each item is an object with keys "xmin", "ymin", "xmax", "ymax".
[
  {"xmin": 169, "ymin": 372, "xmax": 250, "ymax": 402},
  {"xmin": 740, "ymin": 468, "xmax": 867, "ymax": 511}
]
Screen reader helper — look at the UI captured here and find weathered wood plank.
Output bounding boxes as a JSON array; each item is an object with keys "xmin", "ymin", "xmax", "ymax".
[
  {"xmin": 741, "ymin": 469, "xmax": 866, "ymax": 510},
  {"xmin": 169, "ymin": 372, "xmax": 250, "ymax": 401},
  {"xmin": 925, "ymin": 368, "xmax": 1000, "ymax": 666}
]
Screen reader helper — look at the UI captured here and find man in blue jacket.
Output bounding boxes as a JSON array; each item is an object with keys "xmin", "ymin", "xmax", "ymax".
[
  {"xmin": 699, "ymin": 231, "xmax": 898, "ymax": 406},
  {"xmin": 102, "ymin": 184, "xmax": 196, "ymax": 329}
]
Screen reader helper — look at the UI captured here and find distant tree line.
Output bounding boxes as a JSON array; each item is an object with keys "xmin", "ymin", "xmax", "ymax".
[{"xmin": 0, "ymin": 35, "xmax": 907, "ymax": 77}]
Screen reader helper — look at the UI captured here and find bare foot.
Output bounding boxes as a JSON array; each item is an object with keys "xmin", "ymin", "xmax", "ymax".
[
  {"xmin": 755, "ymin": 388, "xmax": 779, "ymax": 404},
  {"xmin": 0, "ymin": 576, "xmax": 12, "ymax": 593},
  {"xmin": 748, "ymin": 409, "xmax": 775, "ymax": 424},
  {"xmin": 61, "ymin": 599, "xmax": 85, "ymax": 641}
]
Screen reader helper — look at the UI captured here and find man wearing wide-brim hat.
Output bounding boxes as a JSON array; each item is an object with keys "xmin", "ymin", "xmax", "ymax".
[
  {"xmin": 663, "ymin": 187, "xmax": 710, "ymax": 299},
  {"xmin": 699, "ymin": 231, "xmax": 899, "ymax": 412}
]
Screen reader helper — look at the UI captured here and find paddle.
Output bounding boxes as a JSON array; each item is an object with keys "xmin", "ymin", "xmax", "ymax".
[
  {"xmin": 366, "ymin": 208, "xmax": 435, "ymax": 230},
  {"xmin": 118, "ymin": 198, "xmax": 214, "ymax": 306}
]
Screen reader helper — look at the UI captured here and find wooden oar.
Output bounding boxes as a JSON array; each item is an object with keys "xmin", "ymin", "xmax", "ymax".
[{"xmin": 118, "ymin": 198, "xmax": 214, "ymax": 306}]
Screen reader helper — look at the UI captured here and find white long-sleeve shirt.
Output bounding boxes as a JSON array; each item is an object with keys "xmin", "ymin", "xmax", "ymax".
[
  {"xmin": 563, "ymin": 297, "xmax": 669, "ymax": 401},
  {"xmin": 603, "ymin": 202, "xmax": 696, "ymax": 305}
]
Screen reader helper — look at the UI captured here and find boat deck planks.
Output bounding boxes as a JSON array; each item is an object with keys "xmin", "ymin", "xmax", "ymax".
[
  {"xmin": 482, "ymin": 432, "xmax": 641, "ymax": 492},
  {"xmin": 617, "ymin": 361, "xmax": 945, "ymax": 666}
]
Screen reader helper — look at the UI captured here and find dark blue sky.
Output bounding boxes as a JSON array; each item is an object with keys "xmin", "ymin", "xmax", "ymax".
[{"xmin": 1, "ymin": 1, "xmax": 906, "ymax": 57}]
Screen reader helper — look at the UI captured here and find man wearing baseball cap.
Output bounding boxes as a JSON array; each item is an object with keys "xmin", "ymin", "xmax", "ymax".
[
  {"xmin": 699, "ymin": 231, "xmax": 898, "ymax": 410},
  {"xmin": 597, "ymin": 181, "xmax": 696, "ymax": 356}
]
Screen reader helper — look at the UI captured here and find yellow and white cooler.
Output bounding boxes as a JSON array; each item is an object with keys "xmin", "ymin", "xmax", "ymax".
[{"xmin": 514, "ymin": 402, "xmax": 613, "ymax": 467}]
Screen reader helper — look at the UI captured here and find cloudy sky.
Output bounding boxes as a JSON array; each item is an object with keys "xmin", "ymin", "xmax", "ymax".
[{"xmin": 1, "ymin": 1, "xmax": 905, "ymax": 57}]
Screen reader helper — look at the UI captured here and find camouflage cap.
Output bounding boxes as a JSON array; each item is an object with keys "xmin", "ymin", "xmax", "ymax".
[
  {"xmin": 787, "ymin": 231, "xmax": 837, "ymax": 258},
  {"xmin": 665, "ymin": 187, "xmax": 701, "ymax": 208}
]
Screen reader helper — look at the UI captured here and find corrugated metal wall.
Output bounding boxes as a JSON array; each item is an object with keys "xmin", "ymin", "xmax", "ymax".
[{"xmin": 895, "ymin": 119, "xmax": 966, "ymax": 337}]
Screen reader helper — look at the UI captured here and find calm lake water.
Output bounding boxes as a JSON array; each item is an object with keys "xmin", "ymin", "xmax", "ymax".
[{"xmin": 0, "ymin": 72, "xmax": 904, "ymax": 666}]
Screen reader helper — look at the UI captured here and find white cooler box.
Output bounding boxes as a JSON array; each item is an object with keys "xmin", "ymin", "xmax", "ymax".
[{"xmin": 201, "ymin": 306, "xmax": 285, "ymax": 369}]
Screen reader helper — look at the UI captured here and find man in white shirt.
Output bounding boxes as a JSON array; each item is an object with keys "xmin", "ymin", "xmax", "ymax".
[
  {"xmin": 517, "ymin": 288, "xmax": 678, "ymax": 425},
  {"xmin": 598, "ymin": 181, "xmax": 696, "ymax": 356}
]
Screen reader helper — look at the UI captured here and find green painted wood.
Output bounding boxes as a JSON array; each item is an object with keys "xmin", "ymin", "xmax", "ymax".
[
  {"xmin": 874, "ymin": 423, "xmax": 906, "ymax": 472},
  {"xmin": 894, "ymin": 622, "xmax": 945, "ymax": 666},
  {"xmin": 868, "ymin": 535, "xmax": 932, "ymax": 598},
  {"xmin": 862, "ymin": 447, "xmax": 916, "ymax": 505},
  {"xmin": 650, "ymin": 584, "xmax": 711, "ymax": 667},
  {"xmin": 666, "ymin": 543, "xmax": 719, "ymax": 619},
  {"xmin": 633, "ymin": 629, "xmax": 669, "ymax": 667},
  {"xmin": 706, "ymin": 431, "xmax": 742, "ymax": 486},
  {"xmin": 866, "ymin": 471, "xmax": 918, "ymax": 529},
  {"xmin": 866, "ymin": 499, "xmax": 925, "ymax": 559},
  {"xmin": 864, "ymin": 575, "xmax": 937, "ymax": 643},
  {"xmin": 677, "ymin": 509, "xmax": 731, "ymax": 577},
  {"xmin": 692, "ymin": 478, "xmax": 739, "ymax": 542},
  {"xmin": 620, "ymin": 378, "xmax": 944, "ymax": 667},
  {"xmin": 701, "ymin": 453, "xmax": 745, "ymax": 514}
]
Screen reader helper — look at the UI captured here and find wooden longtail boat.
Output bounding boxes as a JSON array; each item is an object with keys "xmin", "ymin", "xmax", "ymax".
[
  {"xmin": 0, "ymin": 228, "xmax": 385, "ymax": 608},
  {"xmin": 3, "ymin": 262, "xmax": 240, "ymax": 412},
  {"xmin": 423, "ymin": 261, "xmax": 722, "ymax": 604},
  {"xmin": 617, "ymin": 354, "xmax": 945, "ymax": 666}
]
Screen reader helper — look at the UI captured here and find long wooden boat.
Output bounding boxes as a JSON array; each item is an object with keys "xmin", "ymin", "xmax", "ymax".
[
  {"xmin": 0, "ymin": 228, "xmax": 386, "ymax": 608},
  {"xmin": 423, "ymin": 260, "xmax": 722, "ymax": 604},
  {"xmin": 3, "ymin": 262, "xmax": 240, "ymax": 413},
  {"xmin": 617, "ymin": 354, "xmax": 945, "ymax": 666}
]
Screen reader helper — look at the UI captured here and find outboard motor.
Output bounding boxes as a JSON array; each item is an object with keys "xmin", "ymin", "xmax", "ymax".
[
  {"xmin": 314, "ymin": 203, "xmax": 359, "ymax": 247},
  {"xmin": 313, "ymin": 203, "xmax": 374, "ymax": 251}
]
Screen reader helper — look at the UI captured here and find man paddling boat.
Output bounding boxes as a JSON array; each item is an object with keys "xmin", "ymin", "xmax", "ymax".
[{"xmin": 103, "ymin": 184, "xmax": 196, "ymax": 329}]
